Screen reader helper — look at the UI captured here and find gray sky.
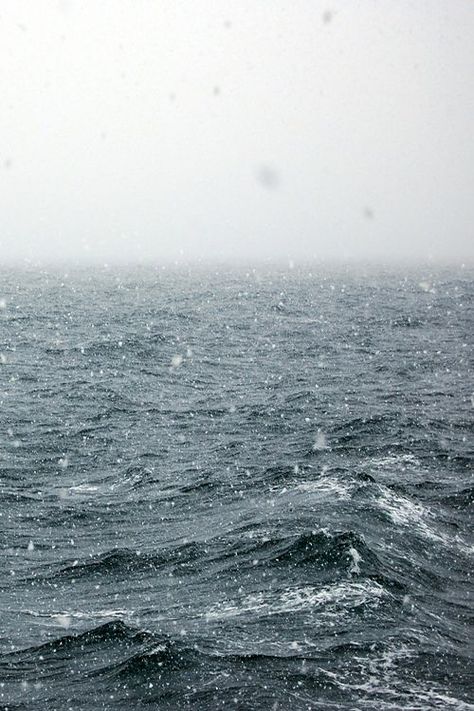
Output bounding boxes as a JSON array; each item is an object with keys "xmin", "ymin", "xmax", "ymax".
[{"xmin": 1, "ymin": 0, "xmax": 473, "ymax": 264}]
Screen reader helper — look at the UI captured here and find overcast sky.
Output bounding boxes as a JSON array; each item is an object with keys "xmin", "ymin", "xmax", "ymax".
[{"xmin": 0, "ymin": 0, "xmax": 473, "ymax": 264}]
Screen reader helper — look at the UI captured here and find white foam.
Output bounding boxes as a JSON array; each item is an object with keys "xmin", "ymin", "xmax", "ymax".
[
  {"xmin": 369, "ymin": 453, "xmax": 420, "ymax": 469},
  {"xmin": 348, "ymin": 546, "xmax": 362, "ymax": 575},
  {"xmin": 25, "ymin": 608, "xmax": 130, "ymax": 622},
  {"xmin": 238, "ymin": 527, "xmax": 272, "ymax": 543},
  {"xmin": 316, "ymin": 642, "xmax": 474, "ymax": 710},
  {"xmin": 377, "ymin": 486, "xmax": 431, "ymax": 528},
  {"xmin": 374, "ymin": 483, "xmax": 472, "ymax": 556},
  {"xmin": 411, "ymin": 690, "xmax": 474, "ymax": 710},
  {"xmin": 64, "ymin": 609, "xmax": 129, "ymax": 620},
  {"xmin": 295, "ymin": 475, "xmax": 351, "ymax": 500},
  {"xmin": 68, "ymin": 484, "xmax": 99, "ymax": 494},
  {"xmin": 145, "ymin": 643, "xmax": 167, "ymax": 656},
  {"xmin": 205, "ymin": 580, "xmax": 387, "ymax": 621}
]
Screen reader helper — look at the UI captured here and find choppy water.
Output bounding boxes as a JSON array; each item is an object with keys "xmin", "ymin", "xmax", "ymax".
[{"xmin": 0, "ymin": 264, "xmax": 473, "ymax": 710}]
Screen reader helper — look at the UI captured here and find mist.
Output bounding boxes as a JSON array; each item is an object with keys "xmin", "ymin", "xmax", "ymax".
[{"xmin": 1, "ymin": 0, "xmax": 473, "ymax": 265}]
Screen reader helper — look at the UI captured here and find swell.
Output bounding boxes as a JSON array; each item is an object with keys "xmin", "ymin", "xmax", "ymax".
[
  {"xmin": 439, "ymin": 486, "xmax": 474, "ymax": 510},
  {"xmin": 242, "ymin": 530, "xmax": 378, "ymax": 571},
  {"xmin": 25, "ymin": 528, "xmax": 381, "ymax": 585},
  {"xmin": 3, "ymin": 620, "xmax": 472, "ymax": 711},
  {"xmin": 0, "ymin": 621, "xmax": 155, "ymax": 681},
  {"xmin": 20, "ymin": 518, "xmax": 455, "ymax": 600},
  {"xmin": 33, "ymin": 542, "xmax": 205, "ymax": 582}
]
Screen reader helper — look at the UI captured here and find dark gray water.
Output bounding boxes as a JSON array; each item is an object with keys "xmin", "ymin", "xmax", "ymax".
[{"xmin": 0, "ymin": 264, "xmax": 472, "ymax": 710}]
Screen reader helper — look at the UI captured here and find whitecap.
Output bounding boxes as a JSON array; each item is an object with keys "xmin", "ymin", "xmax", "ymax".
[
  {"xmin": 369, "ymin": 453, "xmax": 421, "ymax": 470},
  {"xmin": 348, "ymin": 546, "xmax": 362, "ymax": 575},
  {"xmin": 24, "ymin": 608, "xmax": 130, "ymax": 623},
  {"xmin": 375, "ymin": 485, "xmax": 451, "ymax": 544},
  {"xmin": 205, "ymin": 580, "xmax": 388, "ymax": 621},
  {"xmin": 315, "ymin": 641, "xmax": 474, "ymax": 710},
  {"xmin": 295, "ymin": 475, "xmax": 351, "ymax": 500},
  {"xmin": 68, "ymin": 484, "xmax": 99, "ymax": 494},
  {"xmin": 375, "ymin": 485, "xmax": 473, "ymax": 555},
  {"xmin": 145, "ymin": 643, "xmax": 167, "ymax": 656}
]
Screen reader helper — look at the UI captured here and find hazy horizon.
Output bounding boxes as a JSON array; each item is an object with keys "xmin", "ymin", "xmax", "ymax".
[
  {"xmin": 1, "ymin": 0, "xmax": 473, "ymax": 265},
  {"xmin": 1, "ymin": 255, "xmax": 472, "ymax": 273}
]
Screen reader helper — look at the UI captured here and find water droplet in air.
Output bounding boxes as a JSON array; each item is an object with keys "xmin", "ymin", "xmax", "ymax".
[
  {"xmin": 55, "ymin": 614, "xmax": 72, "ymax": 629},
  {"xmin": 256, "ymin": 165, "xmax": 279, "ymax": 189},
  {"xmin": 313, "ymin": 429, "xmax": 328, "ymax": 450},
  {"xmin": 171, "ymin": 354, "xmax": 183, "ymax": 369}
]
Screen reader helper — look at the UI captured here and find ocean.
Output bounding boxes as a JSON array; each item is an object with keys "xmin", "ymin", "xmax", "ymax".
[{"xmin": 0, "ymin": 264, "xmax": 472, "ymax": 710}]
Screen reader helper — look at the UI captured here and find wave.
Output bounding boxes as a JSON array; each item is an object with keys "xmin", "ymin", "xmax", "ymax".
[
  {"xmin": 204, "ymin": 579, "xmax": 390, "ymax": 622},
  {"xmin": 440, "ymin": 486, "xmax": 474, "ymax": 510},
  {"xmin": 35, "ymin": 542, "xmax": 205, "ymax": 582},
  {"xmin": 27, "ymin": 527, "xmax": 382, "ymax": 588},
  {"xmin": 4, "ymin": 622, "xmax": 471, "ymax": 711},
  {"xmin": 372, "ymin": 484, "xmax": 473, "ymax": 556},
  {"xmin": 225, "ymin": 529, "xmax": 381, "ymax": 578},
  {"xmin": 0, "ymin": 620, "xmax": 150, "ymax": 672}
]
